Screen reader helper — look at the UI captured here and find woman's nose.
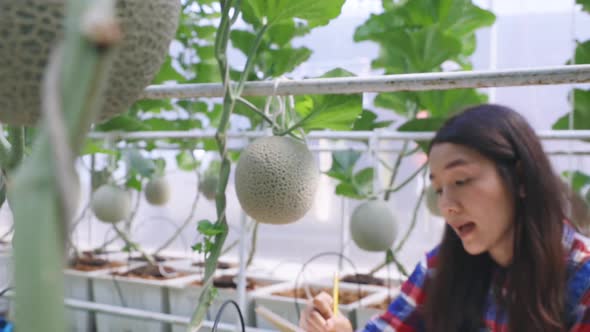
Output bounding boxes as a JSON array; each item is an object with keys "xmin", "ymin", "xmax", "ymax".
[{"xmin": 439, "ymin": 190, "xmax": 461, "ymax": 216}]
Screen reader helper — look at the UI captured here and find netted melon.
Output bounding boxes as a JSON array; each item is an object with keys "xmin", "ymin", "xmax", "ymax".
[
  {"xmin": 349, "ymin": 200, "xmax": 397, "ymax": 252},
  {"xmin": 91, "ymin": 184, "xmax": 130, "ymax": 223},
  {"xmin": 426, "ymin": 185, "xmax": 442, "ymax": 216},
  {"xmin": 144, "ymin": 177, "xmax": 170, "ymax": 206},
  {"xmin": 235, "ymin": 136, "xmax": 319, "ymax": 225},
  {"xmin": 0, "ymin": 0, "xmax": 180, "ymax": 125}
]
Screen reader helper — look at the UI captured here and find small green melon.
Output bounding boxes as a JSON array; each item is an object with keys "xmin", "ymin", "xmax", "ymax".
[
  {"xmin": 349, "ymin": 200, "xmax": 397, "ymax": 252},
  {"xmin": 144, "ymin": 177, "xmax": 170, "ymax": 206},
  {"xmin": 91, "ymin": 184, "xmax": 131, "ymax": 223}
]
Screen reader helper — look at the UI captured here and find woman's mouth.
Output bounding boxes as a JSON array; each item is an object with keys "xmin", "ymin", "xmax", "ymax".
[{"xmin": 457, "ymin": 222, "xmax": 476, "ymax": 238}]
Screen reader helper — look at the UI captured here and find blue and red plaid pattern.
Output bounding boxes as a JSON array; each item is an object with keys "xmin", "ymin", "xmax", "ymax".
[{"xmin": 360, "ymin": 224, "xmax": 590, "ymax": 332}]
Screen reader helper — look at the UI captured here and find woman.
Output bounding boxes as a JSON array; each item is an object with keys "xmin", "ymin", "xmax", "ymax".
[{"xmin": 299, "ymin": 104, "xmax": 590, "ymax": 332}]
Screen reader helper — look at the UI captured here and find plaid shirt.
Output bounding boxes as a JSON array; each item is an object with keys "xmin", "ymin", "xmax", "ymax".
[{"xmin": 361, "ymin": 224, "xmax": 590, "ymax": 332}]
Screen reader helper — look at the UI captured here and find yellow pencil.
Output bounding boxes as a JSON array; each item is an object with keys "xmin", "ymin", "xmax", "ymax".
[{"xmin": 332, "ymin": 271, "xmax": 339, "ymax": 315}]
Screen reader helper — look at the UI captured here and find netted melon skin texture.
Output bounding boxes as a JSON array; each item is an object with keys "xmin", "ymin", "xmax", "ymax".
[
  {"xmin": 0, "ymin": 0, "xmax": 180, "ymax": 126},
  {"xmin": 235, "ymin": 136, "xmax": 319, "ymax": 225}
]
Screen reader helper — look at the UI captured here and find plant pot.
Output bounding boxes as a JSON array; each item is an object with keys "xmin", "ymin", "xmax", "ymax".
[
  {"xmin": 64, "ymin": 254, "xmax": 139, "ymax": 332},
  {"xmin": 0, "ymin": 0, "xmax": 181, "ymax": 126},
  {"xmin": 168, "ymin": 271, "xmax": 286, "ymax": 332},
  {"xmin": 91, "ymin": 264, "xmax": 202, "ymax": 332},
  {"xmin": 250, "ymin": 280, "xmax": 385, "ymax": 330},
  {"xmin": 353, "ymin": 289, "xmax": 400, "ymax": 329}
]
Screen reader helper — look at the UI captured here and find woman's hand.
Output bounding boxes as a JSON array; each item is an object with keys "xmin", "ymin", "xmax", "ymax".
[{"xmin": 299, "ymin": 291, "xmax": 354, "ymax": 332}]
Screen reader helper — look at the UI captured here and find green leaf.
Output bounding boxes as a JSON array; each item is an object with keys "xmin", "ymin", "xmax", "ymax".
[
  {"xmin": 125, "ymin": 174, "xmax": 142, "ymax": 192},
  {"xmin": 571, "ymin": 40, "xmax": 590, "ymax": 65},
  {"xmin": 375, "ymin": 92, "xmax": 419, "ymax": 116},
  {"xmin": 267, "ymin": 21, "xmax": 297, "ymax": 46},
  {"xmin": 398, "ymin": 117, "xmax": 447, "ymax": 151},
  {"xmin": 197, "ymin": 220, "xmax": 225, "ymax": 237},
  {"xmin": 81, "ymin": 140, "xmax": 117, "ymax": 156},
  {"xmin": 123, "ymin": 150, "xmax": 156, "ymax": 178},
  {"xmin": 195, "ymin": 26, "xmax": 217, "ymax": 40},
  {"xmin": 553, "ymin": 89, "xmax": 590, "ymax": 130},
  {"xmin": 294, "ymin": 69, "xmax": 363, "ymax": 131},
  {"xmin": 352, "ymin": 110, "xmax": 394, "ymax": 131},
  {"xmin": 152, "ymin": 56, "xmax": 185, "ymax": 84},
  {"xmin": 230, "ymin": 30, "xmax": 259, "ymax": 58},
  {"xmin": 176, "ymin": 151, "xmax": 200, "ymax": 171},
  {"xmin": 376, "ymin": 27, "xmax": 463, "ymax": 73},
  {"xmin": 352, "ymin": 167, "xmax": 375, "ymax": 197},
  {"xmin": 578, "ymin": 0, "xmax": 590, "ymax": 14},
  {"xmin": 192, "ymin": 243, "xmax": 203, "ymax": 253},
  {"xmin": 95, "ymin": 115, "xmax": 150, "ymax": 132},
  {"xmin": 418, "ymin": 89, "xmax": 487, "ymax": 117},
  {"xmin": 335, "ymin": 182, "xmax": 365, "ymax": 199},
  {"xmin": 262, "ymin": 47, "xmax": 312, "ymax": 77},
  {"xmin": 242, "ymin": 0, "xmax": 345, "ymax": 28},
  {"xmin": 191, "ymin": 62, "xmax": 221, "ymax": 83},
  {"xmin": 325, "ymin": 150, "xmax": 362, "ymax": 181},
  {"xmin": 134, "ymin": 99, "xmax": 174, "ymax": 113},
  {"xmin": 563, "ymin": 170, "xmax": 590, "ymax": 193},
  {"xmin": 398, "ymin": 117, "xmax": 446, "ymax": 132}
]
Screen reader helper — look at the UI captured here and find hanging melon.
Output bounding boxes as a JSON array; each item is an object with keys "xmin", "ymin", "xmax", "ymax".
[
  {"xmin": 235, "ymin": 136, "xmax": 319, "ymax": 225},
  {"xmin": 349, "ymin": 200, "xmax": 397, "ymax": 252},
  {"xmin": 0, "ymin": 0, "xmax": 180, "ymax": 125},
  {"xmin": 91, "ymin": 184, "xmax": 131, "ymax": 223},
  {"xmin": 144, "ymin": 177, "xmax": 170, "ymax": 206}
]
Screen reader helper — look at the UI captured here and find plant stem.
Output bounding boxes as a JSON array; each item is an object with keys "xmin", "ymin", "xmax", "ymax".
[
  {"xmin": 394, "ymin": 171, "xmax": 427, "ymax": 253},
  {"xmin": 246, "ymin": 221, "xmax": 259, "ymax": 267},
  {"xmin": 11, "ymin": 1, "xmax": 119, "ymax": 331}
]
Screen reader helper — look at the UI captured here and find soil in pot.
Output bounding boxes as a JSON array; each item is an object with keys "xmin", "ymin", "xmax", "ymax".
[
  {"xmin": 112, "ymin": 265, "xmax": 188, "ymax": 281},
  {"xmin": 192, "ymin": 261, "xmax": 237, "ymax": 269},
  {"xmin": 272, "ymin": 287, "xmax": 370, "ymax": 305},
  {"xmin": 68, "ymin": 254, "xmax": 125, "ymax": 272},
  {"xmin": 190, "ymin": 275, "xmax": 272, "ymax": 291},
  {"xmin": 128, "ymin": 255, "xmax": 171, "ymax": 263}
]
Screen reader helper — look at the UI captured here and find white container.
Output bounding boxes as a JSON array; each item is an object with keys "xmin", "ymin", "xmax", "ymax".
[
  {"xmin": 169, "ymin": 271, "xmax": 286, "ymax": 332},
  {"xmin": 92, "ymin": 264, "xmax": 202, "ymax": 332},
  {"xmin": 64, "ymin": 257, "xmax": 140, "ymax": 332},
  {"xmin": 353, "ymin": 288, "xmax": 400, "ymax": 329},
  {"xmin": 250, "ymin": 279, "xmax": 385, "ymax": 330}
]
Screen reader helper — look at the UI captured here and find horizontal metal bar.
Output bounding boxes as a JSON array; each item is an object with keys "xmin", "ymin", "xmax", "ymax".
[
  {"xmin": 88, "ymin": 129, "xmax": 590, "ymax": 141},
  {"xmin": 140, "ymin": 65, "xmax": 590, "ymax": 99},
  {"xmin": 1, "ymin": 292, "xmax": 273, "ymax": 331}
]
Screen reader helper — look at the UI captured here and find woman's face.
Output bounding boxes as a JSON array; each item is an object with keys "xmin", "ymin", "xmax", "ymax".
[{"xmin": 429, "ymin": 143, "xmax": 516, "ymax": 266}]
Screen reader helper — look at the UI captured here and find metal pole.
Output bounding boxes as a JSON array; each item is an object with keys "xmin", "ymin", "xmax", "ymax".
[
  {"xmin": 88, "ymin": 129, "xmax": 590, "ymax": 141},
  {"xmin": 2, "ymin": 292, "xmax": 274, "ymax": 331},
  {"xmin": 140, "ymin": 65, "xmax": 590, "ymax": 100}
]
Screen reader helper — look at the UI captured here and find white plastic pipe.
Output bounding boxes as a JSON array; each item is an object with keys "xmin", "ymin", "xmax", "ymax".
[{"xmin": 140, "ymin": 65, "xmax": 590, "ymax": 99}]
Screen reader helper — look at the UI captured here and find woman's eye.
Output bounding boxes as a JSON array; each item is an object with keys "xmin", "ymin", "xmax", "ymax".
[{"xmin": 455, "ymin": 178, "xmax": 470, "ymax": 186}]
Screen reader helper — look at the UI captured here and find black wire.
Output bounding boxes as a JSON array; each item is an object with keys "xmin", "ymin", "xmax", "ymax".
[
  {"xmin": 211, "ymin": 299, "xmax": 246, "ymax": 332},
  {"xmin": 0, "ymin": 287, "xmax": 12, "ymax": 297},
  {"xmin": 293, "ymin": 252, "xmax": 361, "ymax": 321}
]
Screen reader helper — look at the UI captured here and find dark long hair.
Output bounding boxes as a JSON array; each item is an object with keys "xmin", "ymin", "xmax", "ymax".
[{"xmin": 424, "ymin": 104, "xmax": 568, "ymax": 332}]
